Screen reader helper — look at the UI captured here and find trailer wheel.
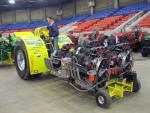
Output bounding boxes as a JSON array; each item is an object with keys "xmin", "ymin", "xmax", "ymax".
[
  {"xmin": 141, "ymin": 48, "xmax": 148, "ymax": 57},
  {"xmin": 96, "ymin": 90, "xmax": 112, "ymax": 108},
  {"xmin": 14, "ymin": 41, "xmax": 31, "ymax": 80},
  {"xmin": 133, "ymin": 79, "xmax": 141, "ymax": 93}
]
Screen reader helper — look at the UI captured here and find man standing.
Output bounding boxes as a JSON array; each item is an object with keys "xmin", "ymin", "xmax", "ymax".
[{"xmin": 47, "ymin": 17, "xmax": 59, "ymax": 52}]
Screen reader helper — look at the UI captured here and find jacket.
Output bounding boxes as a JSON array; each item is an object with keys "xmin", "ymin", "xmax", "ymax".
[{"xmin": 47, "ymin": 22, "xmax": 59, "ymax": 37}]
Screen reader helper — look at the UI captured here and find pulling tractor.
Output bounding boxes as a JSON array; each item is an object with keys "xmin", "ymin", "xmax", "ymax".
[
  {"xmin": 14, "ymin": 27, "xmax": 141, "ymax": 108},
  {"xmin": 14, "ymin": 26, "xmax": 72, "ymax": 79},
  {"xmin": 115, "ymin": 26, "xmax": 145, "ymax": 51},
  {"xmin": 141, "ymin": 33, "xmax": 150, "ymax": 57},
  {"xmin": 0, "ymin": 34, "xmax": 17, "ymax": 64}
]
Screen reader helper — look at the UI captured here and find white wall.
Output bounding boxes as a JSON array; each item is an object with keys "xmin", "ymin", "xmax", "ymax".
[
  {"xmin": 95, "ymin": 0, "xmax": 114, "ymax": 11},
  {"xmin": 46, "ymin": 7, "xmax": 57, "ymax": 19},
  {"xmin": 119, "ymin": 0, "xmax": 146, "ymax": 6},
  {"xmin": 63, "ymin": 2, "xmax": 74, "ymax": 18},
  {"xmin": 16, "ymin": 9, "xmax": 29, "ymax": 22},
  {"xmin": 30, "ymin": 8, "xmax": 45, "ymax": 21},
  {"xmin": 1, "ymin": 11, "xmax": 15, "ymax": 24},
  {"xmin": 76, "ymin": 0, "xmax": 89, "ymax": 15}
]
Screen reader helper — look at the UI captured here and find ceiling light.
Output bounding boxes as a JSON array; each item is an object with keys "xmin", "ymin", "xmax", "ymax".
[{"xmin": 8, "ymin": 0, "xmax": 15, "ymax": 4}]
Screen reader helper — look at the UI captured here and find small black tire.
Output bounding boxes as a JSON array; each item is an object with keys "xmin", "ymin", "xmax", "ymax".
[
  {"xmin": 133, "ymin": 79, "xmax": 141, "ymax": 93},
  {"xmin": 141, "ymin": 48, "xmax": 148, "ymax": 57},
  {"xmin": 96, "ymin": 90, "xmax": 112, "ymax": 108},
  {"xmin": 14, "ymin": 40, "xmax": 31, "ymax": 80}
]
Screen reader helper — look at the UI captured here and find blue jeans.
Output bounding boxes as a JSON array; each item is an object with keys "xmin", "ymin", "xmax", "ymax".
[{"xmin": 53, "ymin": 37, "xmax": 59, "ymax": 51}]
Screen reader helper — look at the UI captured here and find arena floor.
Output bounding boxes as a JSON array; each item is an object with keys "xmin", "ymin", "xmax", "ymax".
[{"xmin": 0, "ymin": 53, "xmax": 150, "ymax": 113}]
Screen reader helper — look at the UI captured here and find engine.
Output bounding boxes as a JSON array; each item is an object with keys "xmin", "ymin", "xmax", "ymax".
[{"xmin": 45, "ymin": 42, "xmax": 133, "ymax": 90}]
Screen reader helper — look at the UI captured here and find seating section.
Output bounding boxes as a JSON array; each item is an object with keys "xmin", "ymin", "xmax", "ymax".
[
  {"xmin": 0, "ymin": 20, "xmax": 49, "ymax": 32},
  {"xmin": 8, "ymin": 22, "xmax": 29, "ymax": 30},
  {"xmin": 0, "ymin": 2, "xmax": 149, "ymax": 33},
  {"xmin": 57, "ymin": 8, "xmax": 117, "ymax": 25},
  {"xmin": 0, "ymin": 24, "xmax": 10, "ymax": 31},
  {"xmin": 72, "ymin": 13, "xmax": 135, "ymax": 33},
  {"xmin": 113, "ymin": 2, "xmax": 150, "ymax": 16},
  {"xmin": 28, "ymin": 21, "xmax": 47, "ymax": 28},
  {"xmin": 108, "ymin": 13, "xmax": 135, "ymax": 30},
  {"xmin": 85, "ymin": 8, "xmax": 117, "ymax": 20},
  {"xmin": 72, "ymin": 19, "xmax": 99, "ymax": 33},
  {"xmin": 57, "ymin": 14, "xmax": 90, "ymax": 25},
  {"xmin": 56, "ymin": 17, "xmax": 73, "ymax": 25},
  {"xmin": 138, "ymin": 15, "xmax": 150, "ymax": 28},
  {"xmin": 87, "ymin": 16, "xmax": 122, "ymax": 31}
]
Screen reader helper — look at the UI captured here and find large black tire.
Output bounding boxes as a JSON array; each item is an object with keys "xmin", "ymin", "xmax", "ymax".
[
  {"xmin": 133, "ymin": 79, "xmax": 141, "ymax": 93},
  {"xmin": 96, "ymin": 90, "xmax": 112, "ymax": 108},
  {"xmin": 141, "ymin": 48, "xmax": 148, "ymax": 57},
  {"xmin": 14, "ymin": 41, "xmax": 31, "ymax": 80}
]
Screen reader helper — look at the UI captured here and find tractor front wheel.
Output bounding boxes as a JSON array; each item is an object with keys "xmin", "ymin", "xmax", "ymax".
[
  {"xmin": 14, "ymin": 41, "xmax": 31, "ymax": 80},
  {"xmin": 96, "ymin": 90, "xmax": 112, "ymax": 108}
]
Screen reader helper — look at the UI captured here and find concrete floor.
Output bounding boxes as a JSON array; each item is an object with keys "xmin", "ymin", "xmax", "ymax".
[{"xmin": 0, "ymin": 53, "xmax": 150, "ymax": 113}]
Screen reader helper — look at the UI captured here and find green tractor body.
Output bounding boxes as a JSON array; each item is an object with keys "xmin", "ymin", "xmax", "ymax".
[{"xmin": 0, "ymin": 34, "xmax": 17, "ymax": 63}]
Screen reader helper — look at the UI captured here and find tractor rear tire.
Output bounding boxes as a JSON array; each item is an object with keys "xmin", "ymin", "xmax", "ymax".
[
  {"xmin": 96, "ymin": 89, "xmax": 112, "ymax": 108},
  {"xmin": 14, "ymin": 41, "xmax": 31, "ymax": 80}
]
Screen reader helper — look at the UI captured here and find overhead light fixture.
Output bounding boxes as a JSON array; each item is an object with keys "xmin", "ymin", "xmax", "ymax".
[{"xmin": 8, "ymin": 0, "xmax": 15, "ymax": 4}]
